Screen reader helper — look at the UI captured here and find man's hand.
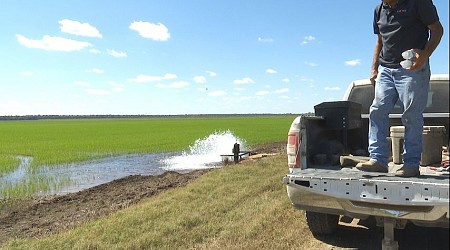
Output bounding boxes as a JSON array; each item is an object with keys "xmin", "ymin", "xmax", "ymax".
[
  {"xmin": 370, "ymin": 70, "xmax": 378, "ymax": 86},
  {"xmin": 408, "ymin": 49, "xmax": 427, "ymax": 70}
]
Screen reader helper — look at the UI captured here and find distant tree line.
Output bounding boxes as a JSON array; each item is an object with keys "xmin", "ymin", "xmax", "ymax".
[{"xmin": 0, "ymin": 113, "xmax": 310, "ymax": 121}]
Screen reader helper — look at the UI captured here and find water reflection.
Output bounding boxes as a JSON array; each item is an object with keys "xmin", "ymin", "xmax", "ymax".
[
  {"xmin": 1, "ymin": 156, "xmax": 33, "ymax": 184},
  {"xmin": 39, "ymin": 152, "xmax": 181, "ymax": 195},
  {"xmin": 0, "ymin": 153, "xmax": 180, "ymax": 197}
]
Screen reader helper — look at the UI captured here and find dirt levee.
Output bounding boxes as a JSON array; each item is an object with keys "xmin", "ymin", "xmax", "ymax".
[
  {"xmin": 0, "ymin": 170, "xmax": 208, "ymax": 244},
  {"xmin": 0, "ymin": 142, "xmax": 285, "ymax": 245}
]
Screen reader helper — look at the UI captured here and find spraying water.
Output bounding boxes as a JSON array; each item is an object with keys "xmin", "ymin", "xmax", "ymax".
[{"xmin": 162, "ymin": 130, "xmax": 246, "ymax": 170}]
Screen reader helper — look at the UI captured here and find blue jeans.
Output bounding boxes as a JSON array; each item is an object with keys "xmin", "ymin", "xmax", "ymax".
[{"xmin": 368, "ymin": 61, "xmax": 431, "ymax": 168}]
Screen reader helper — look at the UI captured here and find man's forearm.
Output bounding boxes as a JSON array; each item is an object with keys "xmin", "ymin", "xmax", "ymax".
[
  {"xmin": 371, "ymin": 42, "xmax": 382, "ymax": 72},
  {"xmin": 423, "ymin": 21, "xmax": 444, "ymax": 58},
  {"xmin": 410, "ymin": 21, "xmax": 443, "ymax": 70},
  {"xmin": 372, "ymin": 35, "xmax": 382, "ymax": 71},
  {"xmin": 369, "ymin": 35, "xmax": 383, "ymax": 85}
]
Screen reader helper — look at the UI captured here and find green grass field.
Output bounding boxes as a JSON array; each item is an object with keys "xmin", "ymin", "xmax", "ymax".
[
  {"xmin": 0, "ymin": 116, "xmax": 295, "ymax": 173},
  {"xmin": 0, "ymin": 116, "xmax": 296, "ymax": 198},
  {"xmin": 0, "ymin": 115, "xmax": 340, "ymax": 250}
]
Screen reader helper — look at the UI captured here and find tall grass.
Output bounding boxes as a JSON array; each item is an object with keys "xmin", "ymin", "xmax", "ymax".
[
  {"xmin": 2, "ymin": 154, "xmax": 336, "ymax": 250},
  {"xmin": 1, "ymin": 175, "xmax": 71, "ymax": 200}
]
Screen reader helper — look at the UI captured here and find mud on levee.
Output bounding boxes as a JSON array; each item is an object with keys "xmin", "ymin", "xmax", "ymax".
[{"xmin": 0, "ymin": 170, "xmax": 212, "ymax": 244}]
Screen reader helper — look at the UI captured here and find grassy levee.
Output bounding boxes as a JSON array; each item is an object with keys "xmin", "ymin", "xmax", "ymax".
[{"xmin": 1, "ymin": 153, "xmax": 333, "ymax": 250}]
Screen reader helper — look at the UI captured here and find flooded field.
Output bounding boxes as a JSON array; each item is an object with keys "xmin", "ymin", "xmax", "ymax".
[{"xmin": 0, "ymin": 131, "xmax": 247, "ymax": 198}]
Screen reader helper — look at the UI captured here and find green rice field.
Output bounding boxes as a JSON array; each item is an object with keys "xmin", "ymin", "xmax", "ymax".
[{"xmin": 0, "ymin": 115, "xmax": 295, "ymax": 198}]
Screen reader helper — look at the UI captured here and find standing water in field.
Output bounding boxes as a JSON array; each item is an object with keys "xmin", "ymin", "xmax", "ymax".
[
  {"xmin": 161, "ymin": 130, "xmax": 247, "ymax": 170},
  {"xmin": 0, "ymin": 130, "xmax": 247, "ymax": 197}
]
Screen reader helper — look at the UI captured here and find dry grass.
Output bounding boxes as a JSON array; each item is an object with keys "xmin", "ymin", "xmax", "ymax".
[{"xmin": 1, "ymin": 153, "xmax": 343, "ymax": 250}]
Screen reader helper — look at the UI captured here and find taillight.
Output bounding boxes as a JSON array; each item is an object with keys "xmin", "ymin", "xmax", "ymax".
[{"xmin": 287, "ymin": 117, "xmax": 301, "ymax": 168}]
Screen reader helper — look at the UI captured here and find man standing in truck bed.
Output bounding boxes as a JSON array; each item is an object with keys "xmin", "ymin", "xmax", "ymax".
[{"xmin": 356, "ymin": 0, "xmax": 443, "ymax": 177}]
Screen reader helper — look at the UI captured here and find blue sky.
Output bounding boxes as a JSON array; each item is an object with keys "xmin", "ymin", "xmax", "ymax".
[{"xmin": 0, "ymin": 0, "xmax": 448, "ymax": 116}]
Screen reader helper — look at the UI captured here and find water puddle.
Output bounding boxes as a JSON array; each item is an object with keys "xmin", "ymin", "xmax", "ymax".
[
  {"xmin": 1, "ymin": 156, "xmax": 33, "ymax": 184},
  {"xmin": 0, "ymin": 130, "xmax": 247, "ymax": 197}
]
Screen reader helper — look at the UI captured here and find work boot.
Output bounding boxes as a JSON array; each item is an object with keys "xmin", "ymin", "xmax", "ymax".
[
  {"xmin": 395, "ymin": 166, "xmax": 420, "ymax": 177},
  {"xmin": 340, "ymin": 155, "xmax": 369, "ymax": 168},
  {"xmin": 356, "ymin": 159, "xmax": 388, "ymax": 173}
]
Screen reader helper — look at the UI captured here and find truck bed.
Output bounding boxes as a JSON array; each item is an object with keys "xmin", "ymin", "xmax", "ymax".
[{"xmin": 290, "ymin": 166, "xmax": 449, "ymax": 185}]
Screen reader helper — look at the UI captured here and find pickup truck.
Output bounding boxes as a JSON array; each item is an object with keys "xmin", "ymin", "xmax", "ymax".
[{"xmin": 283, "ymin": 74, "xmax": 449, "ymax": 249}]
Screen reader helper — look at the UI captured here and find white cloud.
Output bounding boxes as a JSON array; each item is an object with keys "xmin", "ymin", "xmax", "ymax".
[
  {"xmin": 89, "ymin": 48, "xmax": 101, "ymax": 54},
  {"xmin": 258, "ymin": 37, "xmax": 274, "ymax": 43},
  {"xmin": 206, "ymin": 71, "xmax": 217, "ymax": 77},
  {"xmin": 86, "ymin": 89, "xmax": 111, "ymax": 96},
  {"xmin": 324, "ymin": 86, "xmax": 341, "ymax": 91},
  {"xmin": 266, "ymin": 68, "xmax": 277, "ymax": 74},
  {"xmin": 108, "ymin": 81, "xmax": 124, "ymax": 92},
  {"xmin": 128, "ymin": 73, "xmax": 177, "ymax": 83},
  {"xmin": 74, "ymin": 81, "xmax": 90, "ymax": 87},
  {"xmin": 107, "ymin": 49, "xmax": 127, "ymax": 58},
  {"xmin": 305, "ymin": 61, "xmax": 318, "ymax": 67},
  {"xmin": 171, "ymin": 81, "xmax": 190, "ymax": 88},
  {"xmin": 208, "ymin": 90, "xmax": 227, "ymax": 97},
  {"xmin": 297, "ymin": 76, "xmax": 316, "ymax": 88},
  {"xmin": 59, "ymin": 19, "xmax": 102, "ymax": 38},
  {"xmin": 233, "ymin": 77, "xmax": 255, "ymax": 85},
  {"xmin": 86, "ymin": 68, "xmax": 104, "ymax": 74},
  {"xmin": 16, "ymin": 34, "xmax": 92, "ymax": 51},
  {"xmin": 301, "ymin": 35, "xmax": 316, "ymax": 45},
  {"xmin": 193, "ymin": 76, "xmax": 207, "ymax": 83},
  {"xmin": 345, "ymin": 59, "xmax": 361, "ymax": 66},
  {"xmin": 129, "ymin": 21, "xmax": 170, "ymax": 41},
  {"xmin": 155, "ymin": 81, "xmax": 190, "ymax": 89},
  {"xmin": 256, "ymin": 91, "xmax": 270, "ymax": 96},
  {"xmin": 282, "ymin": 78, "xmax": 290, "ymax": 83},
  {"xmin": 275, "ymin": 88, "xmax": 289, "ymax": 93}
]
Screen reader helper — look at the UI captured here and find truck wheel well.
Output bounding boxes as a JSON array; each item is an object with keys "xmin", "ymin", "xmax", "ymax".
[{"xmin": 306, "ymin": 211, "xmax": 339, "ymax": 235}]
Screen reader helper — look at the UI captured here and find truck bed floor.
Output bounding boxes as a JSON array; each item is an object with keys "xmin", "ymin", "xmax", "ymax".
[{"xmin": 295, "ymin": 167, "xmax": 449, "ymax": 185}]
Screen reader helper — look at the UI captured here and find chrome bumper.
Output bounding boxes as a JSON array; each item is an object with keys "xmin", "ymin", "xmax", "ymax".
[{"xmin": 284, "ymin": 175, "xmax": 449, "ymax": 227}]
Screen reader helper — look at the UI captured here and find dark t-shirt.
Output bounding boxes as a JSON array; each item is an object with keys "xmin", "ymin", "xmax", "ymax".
[{"xmin": 373, "ymin": 0, "xmax": 439, "ymax": 68}]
